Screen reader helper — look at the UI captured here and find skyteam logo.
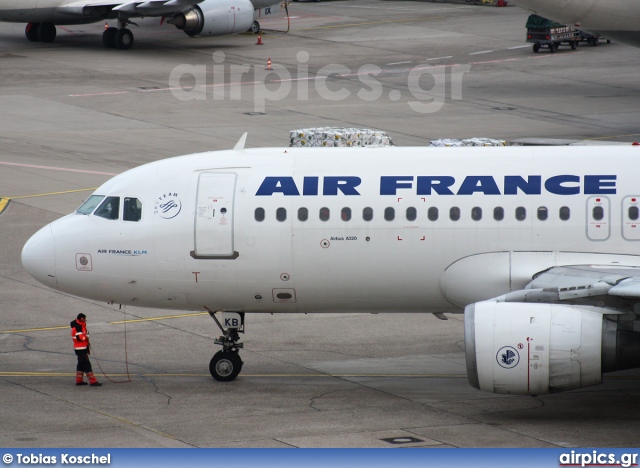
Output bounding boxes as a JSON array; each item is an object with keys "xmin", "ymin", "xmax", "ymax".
[
  {"xmin": 496, "ymin": 346, "xmax": 520, "ymax": 369},
  {"xmin": 154, "ymin": 192, "xmax": 182, "ymax": 219}
]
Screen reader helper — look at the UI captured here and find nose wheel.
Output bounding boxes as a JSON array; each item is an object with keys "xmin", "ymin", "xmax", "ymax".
[
  {"xmin": 207, "ymin": 310, "xmax": 245, "ymax": 381},
  {"xmin": 210, "ymin": 351, "xmax": 243, "ymax": 381}
]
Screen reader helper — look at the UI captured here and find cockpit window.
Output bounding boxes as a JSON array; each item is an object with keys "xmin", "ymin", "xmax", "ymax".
[
  {"xmin": 94, "ymin": 196, "xmax": 120, "ymax": 220},
  {"xmin": 76, "ymin": 195, "xmax": 105, "ymax": 215},
  {"xmin": 123, "ymin": 197, "xmax": 142, "ymax": 222}
]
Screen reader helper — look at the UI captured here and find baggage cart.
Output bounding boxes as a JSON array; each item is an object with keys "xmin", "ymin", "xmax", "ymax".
[{"xmin": 526, "ymin": 14, "xmax": 580, "ymax": 53}]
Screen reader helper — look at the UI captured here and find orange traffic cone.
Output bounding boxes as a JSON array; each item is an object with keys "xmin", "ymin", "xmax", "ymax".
[
  {"xmin": 256, "ymin": 34, "xmax": 263, "ymax": 45},
  {"xmin": 266, "ymin": 58, "xmax": 272, "ymax": 70},
  {"xmin": 104, "ymin": 22, "xmax": 109, "ymax": 30}
]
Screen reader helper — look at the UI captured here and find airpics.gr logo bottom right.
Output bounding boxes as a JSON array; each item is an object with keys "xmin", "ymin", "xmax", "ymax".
[{"xmin": 559, "ymin": 451, "xmax": 638, "ymax": 468}]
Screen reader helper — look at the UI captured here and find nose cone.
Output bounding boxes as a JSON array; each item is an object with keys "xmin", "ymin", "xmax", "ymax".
[{"xmin": 22, "ymin": 224, "xmax": 57, "ymax": 289}]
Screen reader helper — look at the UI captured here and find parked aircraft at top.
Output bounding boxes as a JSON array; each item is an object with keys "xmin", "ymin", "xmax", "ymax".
[
  {"xmin": 21, "ymin": 142, "xmax": 640, "ymax": 394},
  {"xmin": 0, "ymin": 0, "xmax": 283, "ymax": 49},
  {"xmin": 515, "ymin": 0, "xmax": 640, "ymax": 46}
]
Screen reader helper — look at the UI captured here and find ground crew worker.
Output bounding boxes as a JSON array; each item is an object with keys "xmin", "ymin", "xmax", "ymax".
[{"xmin": 70, "ymin": 313, "xmax": 102, "ymax": 386}]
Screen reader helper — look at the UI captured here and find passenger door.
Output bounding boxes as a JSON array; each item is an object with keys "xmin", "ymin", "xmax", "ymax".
[{"xmin": 194, "ymin": 172, "xmax": 237, "ymax": 257}]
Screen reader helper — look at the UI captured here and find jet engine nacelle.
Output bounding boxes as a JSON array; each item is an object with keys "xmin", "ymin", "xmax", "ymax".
[
  {"xmin": 464, "ymin": 301, "xmax": 640, "ymax": 395},
  {"xmin": 169, "ymin": 0, "xmax": 254, "ymax": 36}
]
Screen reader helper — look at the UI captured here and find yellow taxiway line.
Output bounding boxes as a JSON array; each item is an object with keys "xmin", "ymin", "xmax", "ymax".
[
  {"xmin": 585, "ymin": 133, "xmax": 640, "ymax": 141},
  {"xmin": 0, "ymin": 188, "xmax": 99, "ymax": 217},
  {"xmin": 1, "ymin": 372, "xmax": 636, "ymax": 381},
  {"xmin": 0, "ymin": 311, "xmax": 210, "ymax": 334},
  {"xmin": 0, "ymin": 371, "xmax": 467, "ymax": 378},
  {"xmin": 2, "ymin": 187, "xmax": 97, "ymax": 200},
  {"xmin": 109, "ymin": 311, "xmax": 209, "ymax": 325}
]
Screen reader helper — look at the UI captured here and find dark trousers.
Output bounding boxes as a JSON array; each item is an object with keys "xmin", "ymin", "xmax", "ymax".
[{"xmin": 75, "ymin": 349, "xmax": 93, "ymax": 373}]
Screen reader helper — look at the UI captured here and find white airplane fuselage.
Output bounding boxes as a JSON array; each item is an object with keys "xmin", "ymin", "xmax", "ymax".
[
  {"xmin": 22, "ymin": 145, "xmax": 640, "ymax": 314},
  {"xmin": 0, "ymin": 0, "xmax": 83, "ymax": 24}
]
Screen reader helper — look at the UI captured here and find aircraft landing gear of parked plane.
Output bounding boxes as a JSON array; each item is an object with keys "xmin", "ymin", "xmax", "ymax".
[
  {"xmin": 102, "ymin": 18, "xmax": 135, "ymax": 49},
  {"xmin": 208, "ymin": 310, "xmax": 244, "ymax": 381},
  {"xmin": 25, "ymin": 23, "xmax": 56, "ymax": 42}
]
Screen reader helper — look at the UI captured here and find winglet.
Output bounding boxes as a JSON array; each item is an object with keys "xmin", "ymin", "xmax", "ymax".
[{"xmin": 233, "ymin": 132, "xmax": 248, "ymax": 151}]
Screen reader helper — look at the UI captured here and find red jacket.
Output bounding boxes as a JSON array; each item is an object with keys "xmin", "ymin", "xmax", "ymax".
[{"xmin": 70, "ymin": 319, "xmax": 89, "ymax": 350}]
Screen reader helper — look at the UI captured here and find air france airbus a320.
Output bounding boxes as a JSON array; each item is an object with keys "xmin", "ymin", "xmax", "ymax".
[{"xmin": 21, "ymin": 140, "xmax": 640, "ymax": 394}]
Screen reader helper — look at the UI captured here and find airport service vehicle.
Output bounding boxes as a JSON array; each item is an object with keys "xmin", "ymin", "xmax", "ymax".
[
  {"xmin": 0, "ymin": 0, "xmax": 284, "ymax": 49},
  {"xmin": 526, "ymin": 15, "xmax": 608, "ymax": 53},
  {"xmin": 526, "ymin": 15, "xmax": 580, "ymax": 53},
  {"xmin": 22, "ymin": 142, "xmax": 640, "ymax": 394},
  {"xmin": 516, "ymin": 0, "xmax": 640, "ymax": 47}
]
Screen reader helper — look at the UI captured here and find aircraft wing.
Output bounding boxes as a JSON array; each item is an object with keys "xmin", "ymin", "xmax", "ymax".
[
  {"xmin": 494, "ymin": 264, "xmax": 640, "ymax": 303},
  {"xmin": 59, "ymin": 0, "xmax": 202, "ymax": 16}
]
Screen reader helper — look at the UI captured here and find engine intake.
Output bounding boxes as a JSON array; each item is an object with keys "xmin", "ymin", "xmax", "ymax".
[{"xmin": 465, "ymin": 301, "xmax": 640, "ymax": 395}]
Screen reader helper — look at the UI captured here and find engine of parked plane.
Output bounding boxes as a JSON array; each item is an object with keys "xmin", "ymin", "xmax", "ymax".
[
  {"xmin": 168, "ymin": 0, "xmax": 254, "ymax": 36},
  {"xmin": 464, "ymin": 301, "xmax": 640, "ymax": 395}
]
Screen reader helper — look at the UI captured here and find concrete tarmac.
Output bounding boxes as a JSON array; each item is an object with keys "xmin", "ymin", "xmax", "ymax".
[{"xmin": 1, "ymin": 0, "xmax": 639, "ymax": 448}]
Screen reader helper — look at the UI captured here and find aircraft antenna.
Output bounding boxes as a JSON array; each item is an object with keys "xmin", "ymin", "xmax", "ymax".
[{"xmin": 233, "ymin": 132, "xmax": 248, "ymax": 151}]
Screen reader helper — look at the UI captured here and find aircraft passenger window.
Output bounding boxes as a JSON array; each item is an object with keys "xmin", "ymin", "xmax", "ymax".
[
  {"xmin": 276, "ymin": 207, "xmax": 287, "ymax": 222},
  {"xmin": 493, "ymin": 207, "xmax": 504, "ymax": 221},
  {"xmin": 320, "ymin": 207, "xmax": 330, "ymax": 222},
  {"xmin": 428, "ymin": 207, "xmax": 438, "ymax": 221},
  {"xmin": 406, "ymin": 207, "xmax": 417, "ymax": 222},
  {"xmin": 298, "ymin": 207, "xmax": 308, "ymax": 222},
  {"xmin": 593, "ymin": 206, "xmax": 604, "ymax": 221},
  {"xmin": 341, "ymin": 207, "xmax": 352, "ymax": 221},
  {"xmin": 123, "ymin": 198, "xmax": 142, "ymax": 222},
  {"xmin": 363, "ymin": 207, "xmax": 373, "ymax": 221},
  {"xmin": 450, "ymin": 207, "xmax": 460, "ymax": 221},
  {"xmin": 629, "ymin": 206, "xmax": 639, "ymax": 221},
  {"xmin": 560, "ymin": 206, "xmax": 571, "ymax": 221},
  {"xmin": 515, "ymin": 207, "xmax": 526, "ymax": 221},
  {"xmin": 94, "ymin": 197, "xmax": 120, "ymax": 220},
  {"xmin": 255, "ymin": 208, "xmax": 265, "ymax": 222},
  {"xmin": 537, "ymin": 206, "xmax": 548, "ymax": 221},
  {"xmin": 76, "ymin": 195, "xmax": 105, "ymax": 215},
  {"xmin": 471, "ymin": 207, "xmax": 482, "ymax": 221},
  {"xmin": 384, "ymin": 207, "xmax": 395, "ymax": 221}
]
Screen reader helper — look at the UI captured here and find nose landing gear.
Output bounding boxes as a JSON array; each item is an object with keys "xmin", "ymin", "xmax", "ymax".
[{"xmin": 207, "ymin": 310, "xmax": 244, "ymax": 381}]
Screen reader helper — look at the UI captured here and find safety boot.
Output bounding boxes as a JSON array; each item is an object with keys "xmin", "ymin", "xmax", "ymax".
[
  {"xmin": 75, "ymin": 371, "xmax": 87, "ymax": 386},
  {"xmin": 87, "ymin": 372, "xmax": 102, "ymax": 386}
]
